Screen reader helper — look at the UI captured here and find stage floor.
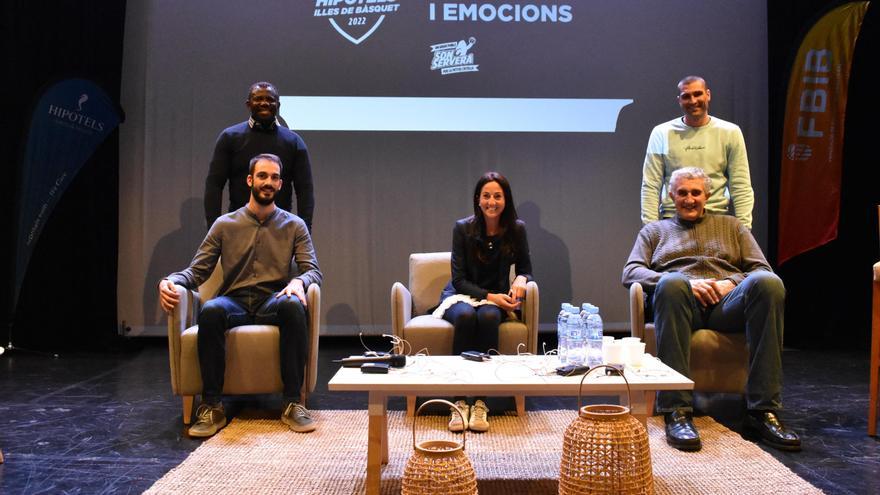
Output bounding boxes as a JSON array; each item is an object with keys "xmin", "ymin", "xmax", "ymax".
[{"xmin": 0, "ymin": 336, "xmax": 878, "ymax": 494}]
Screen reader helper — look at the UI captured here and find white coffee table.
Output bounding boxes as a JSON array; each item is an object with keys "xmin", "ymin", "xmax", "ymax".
[{"xmin": 328, "ymin": 354, "xmax": 693, "ymax": 495}]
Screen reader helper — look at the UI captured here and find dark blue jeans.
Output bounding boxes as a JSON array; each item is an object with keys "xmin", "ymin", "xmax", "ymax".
[
  {"xmin": 197, "ymin": 293, "xmax": 308, "ymax": 404},
  {"xmin": 653, "ymin": 271, "xmax": 785, "ymax": 413},
  {"xmin": 442, "ymin": 301, "xmax": 504, "ymax": 355}
]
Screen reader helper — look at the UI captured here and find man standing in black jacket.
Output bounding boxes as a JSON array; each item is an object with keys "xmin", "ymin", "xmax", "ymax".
[{"xmin": 204, "ymin": 81, "xmax": 314, "ymax": 231}]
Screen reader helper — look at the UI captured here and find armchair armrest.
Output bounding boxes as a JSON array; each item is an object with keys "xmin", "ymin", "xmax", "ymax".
[
  {"xmin": 167, "ymin": 284, "xmax": 198, "ymax": 395},
  {"xmin": 629, "ymin": 282, "xmax": 646, "ymax": 340},
  {"xmin": 391, "ymin": 282, "xmax": 413, "ymax": 339},
  {"xmin": 522, "ymin": 281, "xmax": 540, "ymax": 353},
  {"xmin": 305, "ymin": 284, "xmax": 321, "ymax": 394}
]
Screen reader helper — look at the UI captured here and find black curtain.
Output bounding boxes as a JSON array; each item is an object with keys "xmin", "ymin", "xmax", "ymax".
[
  {"xmin": 769, "ymin": 0, "xmax": 880, "ymax": 349},
  {"xmin": 1, "ymin": 1, "xmax": 126, "ymax": 350}
]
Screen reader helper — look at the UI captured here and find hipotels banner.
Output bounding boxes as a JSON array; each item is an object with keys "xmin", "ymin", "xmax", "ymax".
[
  {"xmin": 778, "ymin": 2, "xmax": 869, "ymax": 264},
  {"xmin": 13, "ymin": 79, "xmax": 122, "ymax": 310}
]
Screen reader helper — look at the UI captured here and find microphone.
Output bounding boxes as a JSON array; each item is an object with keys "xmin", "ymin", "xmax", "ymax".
[{"xmin": 334, "ymin": 354, "xmax": 407, "ymax": 368}]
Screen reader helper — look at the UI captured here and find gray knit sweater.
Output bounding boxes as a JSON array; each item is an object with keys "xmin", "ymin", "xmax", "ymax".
[
  {"xmin": 621, "ymin": 214, "xmax": 771, "ymax": 292},
  {"xmin": 167, "ymin": 206, "xmax": 322, "ymax": 311}
]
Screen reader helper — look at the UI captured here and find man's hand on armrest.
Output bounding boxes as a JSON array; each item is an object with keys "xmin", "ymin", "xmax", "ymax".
[{"xmin": 158, "ymin": 279, "xmax": 180, "ymax": 313}]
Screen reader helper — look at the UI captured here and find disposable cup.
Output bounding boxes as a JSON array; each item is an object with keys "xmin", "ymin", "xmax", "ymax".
[
  {"xmin": 626, "ymin": 342, "xmax": 646, "ymax": 366},
  {"xmin": 604, "ymin": 341, "xmax": 625, "ymax": 365}
]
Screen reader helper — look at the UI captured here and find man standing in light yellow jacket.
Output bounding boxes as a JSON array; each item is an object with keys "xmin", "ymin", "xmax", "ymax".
[{"xmin": 640, "ymin": 75, "xmax": 754, "ymax": 229}]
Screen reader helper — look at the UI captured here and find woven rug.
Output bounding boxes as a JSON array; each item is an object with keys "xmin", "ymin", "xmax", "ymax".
[{"xmin": 146, "ymin": 410, "xmax": 822, "ymax": 494}]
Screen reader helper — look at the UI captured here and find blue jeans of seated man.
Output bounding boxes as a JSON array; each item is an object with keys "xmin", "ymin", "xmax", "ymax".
[
  {"xmin": 197, "ymin": 293, "xmax": 309, "ymax": 404},
  {"xmin": 653, "ymin": 271, "xmax": 785, "ymax": 413}
]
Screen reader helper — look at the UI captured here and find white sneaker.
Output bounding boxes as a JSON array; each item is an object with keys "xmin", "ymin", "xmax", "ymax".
[
  {"xmin": 448, "ymin": 400, "xmax": 470, "ymax": 432},
  {"xmin": 469, "ymin": 400, "xmax": 489, "ymax": 432}
]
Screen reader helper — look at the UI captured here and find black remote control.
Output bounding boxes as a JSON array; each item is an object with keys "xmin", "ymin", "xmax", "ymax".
[
  {"xmin": 361, "ymin": 363, "xmax": 390, "ymax": 374},
  {"xmin": 555, "ymin": 364, "xmax": 592, "ymax": 376},
  {"xmin": 461, "ymin": 351, "xmax": 489, "ymax": 362}
]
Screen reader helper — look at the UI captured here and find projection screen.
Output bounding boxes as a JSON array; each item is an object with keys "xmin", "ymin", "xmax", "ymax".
[{"xmin": 119, "ymin": 0, "xmax": 768, "ymax": 336}]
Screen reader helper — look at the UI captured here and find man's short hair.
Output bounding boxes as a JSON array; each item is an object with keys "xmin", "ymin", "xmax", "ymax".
[
  {"xmin": 675, "ymin": 76, "xmax": 709, "ymax": 93},
  {"xmin": 678, "ymin": 75, "xmax": 707, "ymax": 90},
  {"xmin": 247, "ymin": 81, "xmax": 278, "ymax": 99},
  {"xmin": 670, "ymin": 167, "xmax": 712, "ymax": 194},
  {"xmin": 248, "ymin": 153, "xmax": 283, "ymax": 175}
]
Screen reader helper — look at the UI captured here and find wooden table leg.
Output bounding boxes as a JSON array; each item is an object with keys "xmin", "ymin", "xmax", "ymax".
[
  {"xmin": 406, "ymin": 395, "xmax": 416, "ymax": 417},
  {"xmin": 366, "ymin": 392, "xmax": 388, "ymax": 495},
  {"xmin": 629, "ymin": 390, "xmax": 654, "ymax": 426},
  {"xmin": 515, "ymin": 395, "xmax": 526, "ymax": 416}
]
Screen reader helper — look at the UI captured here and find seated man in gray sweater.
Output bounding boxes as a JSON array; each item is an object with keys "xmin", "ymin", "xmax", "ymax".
[
  {"xmin": 622, "ymin": 167, "xmax": 800, "ymax": 452},
  {"xmin": 158, "ymin": 153, "xmax": 322, "ymax": 438}
]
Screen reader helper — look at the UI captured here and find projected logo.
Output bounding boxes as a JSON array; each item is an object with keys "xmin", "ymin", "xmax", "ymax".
[
  {"xmin": 313, "ymin": 0, "xmax": 401, "ymax": 45},
  {"xmin": 430, "ymin": 37, "xmax": 479, "ymax": 75}
]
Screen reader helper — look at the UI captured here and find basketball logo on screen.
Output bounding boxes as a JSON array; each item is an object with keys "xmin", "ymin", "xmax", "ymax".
[
  {"xmin": 430, "ymin": 37, "xmax": 479, "ymax": 75},
  {"xmin": 313, "ymin": 0, "xmax": 401, "ymax": 45}
]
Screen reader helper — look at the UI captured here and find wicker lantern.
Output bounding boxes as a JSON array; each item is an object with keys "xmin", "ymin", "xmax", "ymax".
[
  {"xmin": 402, "ymin": 399, "xmax": 478, "ymax": 495},
  {"xmin": 559, "ymin": 365, "xmax": 653, "ymax": 495}
]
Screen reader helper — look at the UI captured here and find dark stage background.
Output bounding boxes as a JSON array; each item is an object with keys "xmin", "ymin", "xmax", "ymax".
[
  {"xmin": 1, "ymin": 1, "xmax": 877, "ymax": 351},
  {"xmin": 118, "ymin": 0, "xmax": 770, "ymax": 337}
]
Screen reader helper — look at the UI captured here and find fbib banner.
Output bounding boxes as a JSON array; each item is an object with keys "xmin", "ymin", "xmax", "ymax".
[
  {"xmin": 12, "ymin": 79, "xmax": 122, "ymax": 311},
  {"xmin": 778, "ymin": 2, "xmax": 869, "ymax": 264}
]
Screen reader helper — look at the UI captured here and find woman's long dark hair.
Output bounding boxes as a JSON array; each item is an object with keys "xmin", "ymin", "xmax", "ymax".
[{"xmin": 467, "ymin": 171, "xmax": 519, "ymax": 262}]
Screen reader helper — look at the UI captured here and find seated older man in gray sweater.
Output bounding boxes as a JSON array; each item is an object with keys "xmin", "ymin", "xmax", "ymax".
[{"xmin": 622, "ymin": 167, "xmax": 800, "ymax": 452}]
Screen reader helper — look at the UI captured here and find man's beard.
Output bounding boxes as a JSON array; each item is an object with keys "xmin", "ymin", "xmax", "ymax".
[{"xmin": 251, "ymin": 185, "xmax": 277, "ymax": 206}]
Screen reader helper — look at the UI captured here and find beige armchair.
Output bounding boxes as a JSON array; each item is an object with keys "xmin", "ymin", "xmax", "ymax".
[
  {"xmin": 391, "ymin": 251, "xmax": 540, "ymax": 415},
  {"xmin": 166, "ymin": 265, "xmax": 321, "ymax": 424},
  {"xmin": 629, "ymin": 282, "xmax": 748, "ymax": 396}
]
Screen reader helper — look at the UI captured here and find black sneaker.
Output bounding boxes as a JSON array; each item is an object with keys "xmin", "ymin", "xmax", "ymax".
[{"xmin": 188, "ymin": 403, "xmax": 227, "ymax": 438}]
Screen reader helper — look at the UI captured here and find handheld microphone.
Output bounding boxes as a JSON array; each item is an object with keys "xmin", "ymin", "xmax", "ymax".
[{"xmin": 334, "ymin": 354, "xmax": 407, "ymax": 368}]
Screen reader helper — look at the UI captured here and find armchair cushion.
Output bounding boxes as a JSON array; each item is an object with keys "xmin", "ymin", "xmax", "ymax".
[
  {"xmin": 401, "ymin": 316, "xmax": 454, "ymax": 354},
  {"xmin": 409, "ymin": 252, "xmax": 452, "ymax": 315},
  {"xmin": 178, "ymin": 325, "xmax": 284, "ymax": 395}
]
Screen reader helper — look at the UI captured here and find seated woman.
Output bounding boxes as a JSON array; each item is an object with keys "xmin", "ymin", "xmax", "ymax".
[{"xmin": 436, "ymin": 171, "xmax": 533, "ymax": 432}]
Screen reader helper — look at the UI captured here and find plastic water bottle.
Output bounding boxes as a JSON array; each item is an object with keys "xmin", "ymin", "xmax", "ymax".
[
  {"xmin": 566, "ymin": 306, "xmax": 585, "ymax": 366},
  {"xmin": 557, "ymin": 303, "xmax": 571, "ymax": 363},
  {"xmin": 584, "ymin": 304, "xmax": 604, "ymax": 367}
]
